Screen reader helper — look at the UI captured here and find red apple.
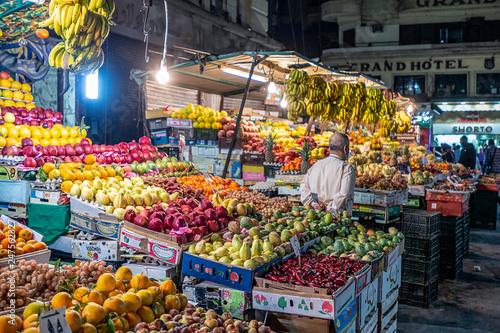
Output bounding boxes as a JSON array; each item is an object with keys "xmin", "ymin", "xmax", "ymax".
[{"xmin": 53, "ymin": 112, "xmax": 63, "ymax": 120}]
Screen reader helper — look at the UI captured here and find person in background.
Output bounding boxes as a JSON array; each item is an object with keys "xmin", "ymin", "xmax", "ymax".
[
  {"xmin": 483, "ymin": 140, "xmax": 500, "ymax": 176},
  {"xmin": 300, "ymin": 133, "xmax": 356, "ymax": 215},
  {"xmin": 440, "ymin": 144, "xmax": 455, "ymax": 163},
  {"xmin": 458, "ymin": 136, "xmax": 476, "ymax": 169},
  {"xmin": 453, "ymin": 144, "xmax": 461, "ymax": 163},
  {"xmin": 477, "ymin": 148, "xmax": 485, "ymax": 167}
]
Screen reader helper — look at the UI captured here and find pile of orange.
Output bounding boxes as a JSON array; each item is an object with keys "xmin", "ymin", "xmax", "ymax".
[
  {"xmin": 177, "ymin": 174, "xmax": 247, "ymax": 197},
  {"xmin": 0, "ymin": 221, "xmax": 47, "ymax": 258},
  {"xmin": 280, "ymin": 157, "xmax": 318, "ymax": 172},
  {"xmin": 12, "ymin": 267, "xmax": 188, "ymax": 333},
  {"xmin": 41, "ymin": 162, "xmax": 123, "ymax": 193}
]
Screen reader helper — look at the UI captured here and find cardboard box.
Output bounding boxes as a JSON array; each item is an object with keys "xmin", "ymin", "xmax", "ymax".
[
  {"xmin": 182, "ymin": 252, "xmax": 280, "ymax": 293},
  {"xmin": 0, "ymin": 249, "xmax": 51, "ymax": 268},
  {"xmin": 214, "ymin": 160, "xmax": 242, "ymax": 179},
  {"xmin": 381, "ymin": 319, "xmax": 397, "ymax": 333},
  {"xmin": 72, "ymin": 238, "xmax": 121, "ymax": 261},
  {"xmin": 425, "ymin": 191, "xmax": 469, "ymax": 203},
  {"xmin": 192, "ymin": 146, "xmax": 218, "ymax": 158},
  {"xmin": 30, "ymin": 189, "xmax": 62, "ymax": 205},
  {"xmin": 378, "ymin": 302, "xmax": 398, "ymax": 333},
  {"xmin": 146, "ymin": 109, "xmax": 169, "ymax": 119},
  {"xmin": 194, "ymin": 162, "xmax": 215, "ymax": 174},
  {"xmin": 242, "ymin": 172, "xmax": 265, "ymax": 181},
  {"xmin": 358, "ymin": 307, "xmax": 378, "ymax": 333},
  {"xmin": 253, "ymin": 277, "xmax": 356, "ymax": 320},
  {"xmin": 242, "ymin": 165, "xmax": 264, "ymax": 173},
  {"xmin": 0, "ymin": 165, "xmax": 18, "ymax": 180},
  {"xmin": 70, "ymin": 210, "xmax": 121, "ymax": 240},
  {"xmin": 275, "ymin": 173, "xmax": 304, "ymax": 185},
  {"xmin": 217, "ymin": 154, "xmax": 242, "ymax": 162},
  {"xmin": 123, "ymin": 263, "xmax": 180, "ymax": 285},
  {"xmin": 357, "ymin": 277, "xmax": 379, "ymax": 329},
  {"xmin": 0, "ymin": 202, "xmax": 27, "ymax": 217},
  {"xmin": 1, "ymin": 215, "xmax": 43, "ymax": 241},
  {"xmin": 0, "ymin": 180, "xmax": 30, "ymax": 204},
  {"xmin": 378, "ymin": 256, "xmax": 401, "ymax": 304},
  {"xmin": 352, "ymin": 205, "xmax": 401, "ymax": 224},
  {"xmin": 49, "ymin": 235, "xmax": 73, "ymax": 253},
  {"xmin": 379, "ymin": 287, "xmax": 398, "ymax": 315}
]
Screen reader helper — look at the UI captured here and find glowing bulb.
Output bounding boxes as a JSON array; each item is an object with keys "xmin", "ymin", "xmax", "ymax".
[
  {"xmin": 280, "ymin": 97, "xmax": 287, "ymax": 108},
  {"xmin": 268, "ymin": 81, "xmax": 276, "ymax": 94},
  {"xmin": 407, "ymin": 104, "xmax": 413, "ymax": 114},
  {"xmin": 86, "ymin": 70, "xmax": 98, "ymax": 99},
  {"xmin": 157, "ymin": 64, "xmax": 169, "ymax": 84}
]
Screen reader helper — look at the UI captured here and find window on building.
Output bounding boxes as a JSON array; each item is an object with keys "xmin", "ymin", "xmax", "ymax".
[
  {"xmin": 394, "ymin": 75, "xmax": 425, "ymax": 97},
  {"xmin": 434, "ymin": 74, "xmax": 467, "ymax": 97},
  {"xmin": 343, "ymin": 29, "xmax": 355, "ymax": 47},
  {"xmin": 477, "ymin": 73, "xmax": 500, "ymax": 95}
]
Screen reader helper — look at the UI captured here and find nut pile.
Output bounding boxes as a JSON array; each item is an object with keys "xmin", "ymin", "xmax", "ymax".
[{"xmin": 225, "ymin": 190, "xmax": 297, "ymax": 218}]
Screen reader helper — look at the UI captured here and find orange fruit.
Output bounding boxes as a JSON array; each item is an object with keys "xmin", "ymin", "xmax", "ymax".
[
  {"xmin": 14, "ymin": 225, "xmax": 22, "ymax": 235},
  {"xmin": 74, "ymin": 171, "xmax": 84, "ymax": 181},
  {"xmin": 15, "ymin": 247, "xmax": 24, "ymax": 255},
  {"xmin": 147, "ymin": 286, "xmax": 163, "ymax": 302},
  {"xmin": 73, "ymin": 287, "xmax": 89, "ymax": 302},
  {"xmin": 123, "ymin": 312, "xmax": 141, "ymax": 328},
  {"xmin": 26, "ymin": 240, "xmax": 36, "ymax": 245},
  {"xmin": 0, "ymin": 220, "xmax": 4, "ymax": 230},
  {"xmin": 34, "ymin": 242, "xmax": 47, "ymax": 251},
  {"xmin": 112, "ymin": 315, "xmax": 129, "ymax": 332},
  {"xmin": 103, "ymin": 296, "xmax": 126, "ymax": 315},
  {"xmin": 79, "ymin": 323, "xmax": 98, "ymax": 333},
  {"xmin": 52, "ymin": 292, "xmax": 74, "ymax": 309},
  {"xmin": 65, "ymin": 310, "xmax": 82, "ymax": 333},
  {"xmin": 43, "ymin": 162, "xmax": 56, "ymax": 174},
  {"xmin": 115, "ymin": 280, "xmax": 125, "ymax": 292},
  {"xmin": 121, "ymin": 292, "xmax": 142, "ymax": 313},
  {"xmin": 84, "ymin": 154, "xmax": 96, "ymax": 164},
  {"xmin": 0, "ymin": 249, "xmax": 8, "ymax": 258},
  {"xmin": 115, "ymin": 266, "xmax": 133, "ymax": 283},
  {"xmin": 82, "ymin": 290, "xmax": 105, "ymax": 305},
  {"xmin": 61, "ymin": 180, "xmax": 74, "ymax": 193},
  {"xmin": 0, "ymin": 238, "xmax": 9, "ymax": 249},
  {"xmin": 23, "ymin": 314, "xmax": 38, "ymax": 330},
  {"xmin": 108, "ymin": 289, "xmax": 123, "ymax": 297},
  {"xmin": 0, "ymin": 315, "xmax": 20, "ymax": 333},
  {"xmin": 130, "ymin": 273, "xmax": 150, "ymax": 290},
  {"xmin": 136, "ymin": 289, "xmax": 153, "ymax": 306},
  {"xmin": 137, "ymin": 306, "xmax": 155, "ymax": 323},
  {"xmin": 96, "ymin": 273, "xmax": 116, "ymax": 292},
  {"xmin": 160, "ymin": 279, "xmax": 177, "ymax": 296},
  {"xmin": 164, "ymin": 294, "xmax": 181, "ymax": 311},
  {"xmin": 82, "ymin": 303, "xmax": 106, "ymax": 326},
  {"xmin": 22, "ymin": 244, "xmax": 36, "ymax": 253},
  {"xmin": 21, "ymin": 328, "xmax": 39, "ymax": 333},
  {"xmin": 61, "ymin": 170, "xmax": 76, "ymax": 182},
  {"xmin": 18, "ymin": 228, "xmax": 33, "ymax": 241},
  {"xmin": 152, "ymin": 301, "xmax": 166, "ymax": 317}
]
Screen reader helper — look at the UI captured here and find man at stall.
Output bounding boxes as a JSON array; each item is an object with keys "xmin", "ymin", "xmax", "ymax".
[
  {"xmin": 483, "ymin": 139, "xmax": 500, "ymax": 176},
  {"xmin": 458, "ymin": 136, "xmax": 477, "ymax": 169},
  {"xmin": 300, "ymin": 133, "xmax": 356, "ymax": 215}
]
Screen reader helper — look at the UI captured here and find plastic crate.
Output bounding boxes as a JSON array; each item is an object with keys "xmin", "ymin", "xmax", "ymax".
[
  {"xmin": 402, "ymin": 255, "xmax": 439, "ymax": 285},
  {"xmin": 264, "ymin": 164, "xmax": 282, "ymax": 178},
  {"xmin": 463, "ymin": 237, "xmax": 470, "ymax": 255},
  {"xmin": 400, "ymin": 279, "xmax": 438, "ymax": 308},
  {"xmin": 401, "ymin": 210, "xmax": 440, "ymax": 239},
  {"xmin": 151, "ymin": 129, "xmax": 169, "ymax": 145},
  {"xmin": 195, "ymin": 128, "xmax": 218, "ymax": 141},
  {"xmin": 403, "ymin": 234, "xmax": 440, "ymax": 260},
  {"xmin": 440, "ymin": 249, "xmax": 463, "ymax": 267},
  {"xmin": 158, "ymin": 146, "xmax": 180, "ymax": 161},
  {"xmin": 148, "ymin": 118, "xmax": 168, "ymax": 130},
  {"xmin": 172, "ymin": 128, "xmax": 196, "ymax": 140},
  {"xmin": 218, "ymin": 138, "xmax": 243, "ymax": 150},
  {"xmin": 439, "ymin": 261, "xmax": 463, "ymax": 279},
  {"xmin": 440, "ymin": 236, "xmax": 463, "ymax": 252},
  {"xmin": 242, "ymin": 152, "xmax": 266, "ymax": 165}
]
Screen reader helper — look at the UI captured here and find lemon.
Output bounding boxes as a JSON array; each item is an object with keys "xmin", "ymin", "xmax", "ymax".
[
  {"xmin": 171, "ymin": 112, "xmax": 178, "ymax": 118},
  {"xmin": 21, "ymin": 83, "xmax": 31, "ymax": 92},
  {"xmin": 11, "ymin": 81, "xmax": 21, "ymax": 90},
  {"xmin": 204, "ymin": 123, "xmax": 212, "ymax": 129},
  {"xmin": 193, "ymin": 122, "xmax": 199, "ymax": 128},
  {"xmin": 2, "ymin": 90, "xmax": 13, "ymax": 98},
  {"xmin": 12, "ymin": 91, "xmax": 23, "ymax": 100},
  {"xmin": 0, "ymin": 79, "xmax": 10, "ymax": 88},
  {"xmin": 198, "ymin": 122, "xmax": 205, "ymax": 129}
]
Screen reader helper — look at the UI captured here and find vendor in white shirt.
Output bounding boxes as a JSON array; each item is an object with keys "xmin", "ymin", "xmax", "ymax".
[{"xmin": 300, "ymin": 133, "xmax": 356, "ymax": 215}]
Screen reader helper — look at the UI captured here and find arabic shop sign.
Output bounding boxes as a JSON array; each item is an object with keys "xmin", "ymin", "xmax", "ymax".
[
  {"xmin": 416, "ymin": 0, "xmax": 497, "ymax": 7},
  {"xmin": 352, "ymin": 59, "xmax": 468, "ymax": 72}
]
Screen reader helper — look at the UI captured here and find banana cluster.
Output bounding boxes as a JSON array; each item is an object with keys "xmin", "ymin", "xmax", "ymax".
[
  {"xmin": 40, "ymin": 0, "xmax": 114, "ymax": 74},
  {"xmin": 211, "ymin": 192, "xmax": 224, "ymax": 206},
  {"xmin": 379, "ymin": 119, "xmax": 394, "ymax": 138},
  {"xmin": 363, "ymin": 89, "xmax": 384, "ymax": 124},
  {"xmin": 286, "ymin": 69, "xmax": 309, "ymax": 122},
  {"xmin": 381, "ymin": 99, "xmax": 397, "ymax": 118},
  {"xmin": 306, "ymin": 76, "xmax": 327, "ymax": 118},
  {"xmin": 395, "ymin": 110, "xmax": 412, "ymax": 134}
]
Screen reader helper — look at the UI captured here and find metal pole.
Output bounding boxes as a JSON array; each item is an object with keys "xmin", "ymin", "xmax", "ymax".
[{"xmin": 222, "ymin": 52, "xmax": 259, "ymax": 178}]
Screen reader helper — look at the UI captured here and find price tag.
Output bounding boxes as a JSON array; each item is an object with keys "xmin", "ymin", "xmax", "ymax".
[
  {"xmin": 290, "ymin": 235, "xmax": 300, "ymax": 256},
  {"xmin": 39, "ymin": 307, "xmax": 72, "ymax": 333}
]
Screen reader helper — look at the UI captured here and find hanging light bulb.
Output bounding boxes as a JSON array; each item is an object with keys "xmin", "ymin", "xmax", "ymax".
[
  {"xmin": 157, "ymin": 0, "xmax": 169, "ymax": 85},
  {"xmin": 280, "ymin": 95, "xmax": 287, "ymax": 108},
  {"xmin": 268, "ymin": 81, "xmax": 276, "ymax": 94},
  {"xmin": 157, "ymin": 59, "xmax": 169, "ymax": 84},
  {"xmin": 407, "ymin": 104, "xmax": 413, "ymax": 115}
]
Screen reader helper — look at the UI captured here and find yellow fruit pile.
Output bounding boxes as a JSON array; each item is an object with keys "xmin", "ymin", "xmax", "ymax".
[
  {"xmin": 5, "ymin": 268, "xmax": 187, "ymax": 333},
  {"xmin": 0, "ymin": 76, "xmax": 35, "ymax": 109},
  {"xmin": 172, "ymin": 104, "xmax": 226, "ymax": 130},
  {"xmin": 0, "ymin": 113, "xmax": 88, "ymax": 147}
]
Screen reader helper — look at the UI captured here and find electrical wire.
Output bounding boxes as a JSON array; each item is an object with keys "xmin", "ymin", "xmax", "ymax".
[{"xmin": 161, "ymin": 0, "xmax": 168, "ymax": 67}]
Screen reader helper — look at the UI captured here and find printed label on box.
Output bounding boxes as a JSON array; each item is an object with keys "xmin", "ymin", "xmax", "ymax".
[
  {"xmin": 94, "ymin": 219, "xmax": 120, "ymax": 239},
  {"xmin": 70, "ymin": 212, "xmax": 94, "ymax": 233},
  {"xmin": 146, "ymin": 239, "xmax": 180, "ymax": 264},
  {"xmin": 355, "ymin": 266, "xmax": 372, "ymax": 295},
  {"xmin": 120, "ymin": 229, "xmax": 143, "ymax": 251}
]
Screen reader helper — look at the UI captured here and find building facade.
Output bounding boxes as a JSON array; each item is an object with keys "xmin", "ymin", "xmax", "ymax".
[{"xmin": 321, "ymin": 0, "xmax": 500, "ymax": 147}]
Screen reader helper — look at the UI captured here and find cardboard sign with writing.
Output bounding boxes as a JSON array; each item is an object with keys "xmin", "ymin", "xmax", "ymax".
[
  {"xmin": 39, "ymin": 307, "xmax": 72, "ymax": 333},
  {"xmin": 290, "ymin": 235, "xmax": 300, "ymax": 256}
]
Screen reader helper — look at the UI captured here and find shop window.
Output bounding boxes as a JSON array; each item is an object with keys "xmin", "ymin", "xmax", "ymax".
[
  {"xmin": 477, "ymin": 73, "xmax": 500, "ymax": 95},
  {"xmin": 394, "ymin": 75, "xmax": 425, "ymax": 97},
  {"xmin": 434, "ymin": 74, "xmax": 467, "ymax": 97}
]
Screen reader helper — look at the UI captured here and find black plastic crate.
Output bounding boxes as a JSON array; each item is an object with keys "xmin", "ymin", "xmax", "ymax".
[
  {"xmin": 401, "ymin": 210, "xmax": 441, "ymax": 239},
  {"xmin": 440, "ymin": 236, "xmax": 463, "ymax": 252},
  {"xmin": 400, "ymin": 279, "xmax": 438, "ymax": 308},
  {"xmin": 157, "ymin": 146, "xmax": 180, "ymax": 161},
  {"xmin": 264, "ymin": 164, "xmax": 282, "ymax": 178},
  {"xmin": 463, "ymin": 238, "xmax": 470, "ymax": 255},
  {"xmin": 402, "ymin": 255, "xmax": 440, "ymax": 285},
  {"xmin": 440, "ymin": 222, "xmax": 464, "ymax": 237},
  {"xmin": 403, "ymin": 234, "xmax": 440, "ymax": 260},
  {"xmin": 439, "ymin": 262, "xmax": 463, "ymax": 279},
  {"xmin": 195, "ymin": 128, "xmax": 218, "ymax": 141},
  {"xmin": 440, "ymin": 249, "xmax": 463, "ymax": 266},
  {"xmin": 148, "ymin": 118, "xmax": 169, "ymax": 130}
]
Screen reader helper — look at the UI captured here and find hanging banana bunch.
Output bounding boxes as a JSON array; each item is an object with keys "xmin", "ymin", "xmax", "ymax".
[
  {"xmin": 286, "ymin": 69, "xmax": 309, "ymax": 122},
  {"xmin": 395, "ymin": 110, "xmax": 412, "ymax": 134},
  {"xmin": 40, "ymin": 0, "xmax": 114, "ymax": 74},
  {"xmin": 306, "ymin": 76, "xmax": 327, "ymax": 118}
]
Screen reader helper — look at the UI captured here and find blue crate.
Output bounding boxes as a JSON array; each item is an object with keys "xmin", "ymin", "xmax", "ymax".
[
  {"xmin": 182, "ymin": 252, "xmax": 279, "ymax": 293},
  {"xmin": 196, "ymin": 140, "xmax": 218, "ymax": 146},
  {"xmin": 151, "ymin": 129, "xmax": 169, "ymax": 146},
  {"xmin": 0, "ymin": 180, "xmax": 30, "ymax": 204}
]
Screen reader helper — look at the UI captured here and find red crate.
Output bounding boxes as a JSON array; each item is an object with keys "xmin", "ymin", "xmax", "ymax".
[
  {"xmin": 476, "ymin": 183, "xmax": 498, "ymax": 191},
  {"xmin": 427, "ymin": 199, "xmax": 469, "ymax": 217},
  {"xmin": 425, "ymin": 192, "xmax": 468, "ymax": 203}
]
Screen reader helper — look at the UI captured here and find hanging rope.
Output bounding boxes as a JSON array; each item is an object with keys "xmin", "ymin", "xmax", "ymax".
[{"xmin": 161, "ymin": 0, "xmax": 169, "ymax": 67}]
